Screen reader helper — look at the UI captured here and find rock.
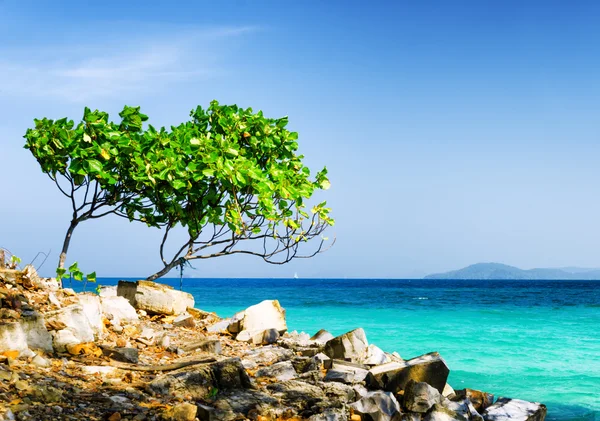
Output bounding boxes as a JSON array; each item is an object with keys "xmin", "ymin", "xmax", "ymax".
[
  {"xmin": 173, "ymin": 314, "xmax": 195, "ymax": 328},
  {"xmin": 322, "ymin": 328, "xmax": 369, "ymax": 363},
  {"xmin": 0, "ymin": 314, "xmax": 53, "ymax": 353},
  {"xmin": 443, "ymin": 384, "xmax": 456, "ymax": 398},
  {"xmin": 117, "ymin": 280, "xmax": 194, "ymax": 315},
  {"xmin": 150, "ymin": 358, "xmax": 251, "ymax": 399},
  {"xmin": 229, "ymin": 300, "xmax": 287, "ymax": 335},
  {"xmin": 31, "ymin": 354, "xmax": 51, "ymax": 368},
  {"xmin": 324, "ymin": 360, "xmax": 369, "ymax": 384},
  {"xmin": 160, "ymin": 334, "xmax": 171, "ymax": 349},
  {"xmin": 481, "ymin": 398, "xmax": 547, "ymax": 421},
  {"xmin": 140, "ymin": 328, "xmax": 155, "ymax": 340},
  {"xmin": 167, "ymin": 402, "xmax": 198, "ymax": 421},
  {"xmin": 267, "ymin": 380, "xmax": 326, "ymax": 409},
  {"xmin": 350, "ymin": 390, "xmax": 402, "ymax": 421},
  {"xmin": 46, "ymin": 307, "xmax": 98, "ymax": 353},
  {"xmin": 78, "ymin": 293, "xmax": 105, "ymax": 339},
  {"xmin": 22, "ymin": 265, "xmax": 60, "ymax": 291},
  {"xmin": 242, "ymin": 346, "xmax": 295, "ymax": 368},
  {"xmin": 311, "ymin": 329, "xmax": 335, "ymax": 344},
  {"xmin": 364, "ymin": 344, "xmax": 390, "ymax": 366},
  {"xmin": 32, "ymin": 384, "xmax": 63, "ymax": 403},
  {"xmin": 99, "ymin": 286, "xmax": 117, "ymax": 297},
  {"xmin": 404, "ymin": 381, "xmax": 443, "ymax": 413},
  {"xmin": 81, "ymin": 366, "xmax": 119, "ymax": 376},
  {"xmin": 101, "ymin": 296, "xmax": 139, "ymax": 325},
  {"xmin": 453, "ymin": 389, "xmax": 494, "ymax": 412},
  {"xmin": 104, "ymin": 347, "xmax": 139, "ymax": 364},
  {"xmin": 66, "ymin": 342, "xmax": 102, "ymax": 357},
  {"xmin": 18, "ymin": 348, "xmax": 35, "ymax": 359},
  {"xmin": 206, "ymin": 319, "xmax": 231, "ymax": 333},
  {"xmin": 258, "ymin": 328, "xmax": 280, "ymax": 345},
  {"xmin": 108, "ymin": 413, "xmax": 122, "ymax": 421},
  {"xmin": 309, "ymin": 408, "xmax": 349, "ymax": 421},
  {"xmin": 320, "ymin": 381, "xmax": 357, "ymax": 402},
  {"xmin": 366, "ymin": 352, "xmax": 449, "ymax": 393},
  {"xmin": 425, "ymin": 404, "xmax": 468, "ymax": 421},
  {"xmin": 256, "ymin": 361, "xmax": 297, "ymax": 381},
  {"xmin": 48, "ymin": 292, "xmax": 61, "ymax": 308}
]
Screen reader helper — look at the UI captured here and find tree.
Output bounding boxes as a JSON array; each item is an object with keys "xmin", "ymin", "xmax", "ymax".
[
  {"xmin": 129, "ymin": 101, "xmax": 334, "ymax": 280},
  {"xmin": 24, "ymin": 101, "xmax": 334, "ymax": 281},
  {"xmin": 24, "ymin": 106, "xmax": 161, "ymax": 271}
]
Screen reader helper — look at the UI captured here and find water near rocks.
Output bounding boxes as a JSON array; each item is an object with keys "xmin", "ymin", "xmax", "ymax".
[{"xmin": 95, "ymin": 278, "xmax": 600, "ymax": 421}]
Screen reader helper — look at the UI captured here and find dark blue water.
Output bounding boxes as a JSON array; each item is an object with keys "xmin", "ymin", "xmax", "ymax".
[{"xmin": 89, "ymin": 278, "xmax": 600, "ymax": 420}]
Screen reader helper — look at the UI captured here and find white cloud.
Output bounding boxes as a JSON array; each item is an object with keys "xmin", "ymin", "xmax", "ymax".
[{"xmin": 0, "ymin": 25, "xmax": 256, "ymax": 103}]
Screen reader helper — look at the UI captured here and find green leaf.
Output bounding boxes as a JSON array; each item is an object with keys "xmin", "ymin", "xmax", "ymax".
[
  {"xmin": 86, "ymin": 272, "xmax": 97, "ymax": 283},
  {"xmin": 87, "ymin": 159, "xmax": 103, "ymax": 173},
  {"xmin": 68, "ymin": 262, "xmax": 79, "ymax": 272}
]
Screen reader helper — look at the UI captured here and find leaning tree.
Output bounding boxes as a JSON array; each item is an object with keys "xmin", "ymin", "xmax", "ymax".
[
  {"xmin": 24, "ymin": 101, "xmax": 334, "ymax": 281},
  {"xmin": 129, "ymin": 101, "xmax": 334, "ymax": 280},
  {"xmin": 24, "ymin": 106, "xmax": 163, "ymax": 274}
]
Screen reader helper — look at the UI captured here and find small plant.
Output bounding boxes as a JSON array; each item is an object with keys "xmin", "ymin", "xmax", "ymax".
[
  {"xmin": 56, "ymin": 262, "xmax": 96, "ymax": 291},
  {"xmin": 9, "ymin": 255, "xmax": 21, "ymax": 269}
]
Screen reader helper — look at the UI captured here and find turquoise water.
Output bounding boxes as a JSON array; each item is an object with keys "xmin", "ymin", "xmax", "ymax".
[{"xmin": 96, "ymin": 278, "xmax": 600, "ymax": 420}]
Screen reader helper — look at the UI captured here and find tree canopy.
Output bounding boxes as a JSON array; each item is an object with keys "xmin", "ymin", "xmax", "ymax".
[{"xmin": 24, "ymin": 101, "xmax": 334, "ymax": 280}]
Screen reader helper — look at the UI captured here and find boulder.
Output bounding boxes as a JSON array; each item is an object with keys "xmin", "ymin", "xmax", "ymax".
[
  {"xmin": 229, "ymin": 300, "xmax": 287, "ymax": 336},
  {"xmin": 364, "ymin": 344, "xmax": 391, "ymax": 365},
  {"xmin": 78, "ymin": 293, "xmax": 105, "ymax": 339},
  {"xmin": 206, "ymin": 319, "xmax": 231, "ymax": 333},
  {"xmin": 256, "ymin": 360, "xmax": 297, "ymax": 381},
  {"xmin": 481, "ymin": 398, "xmax": 547, "ymax": 421},
  {"xmin": 324, "ymin": 360, "xmax": 369, "ymax": 384},
  {"xmin": 267, "ymin": 380, "xmax": 326, "ymax": 410},
  {"xmin": 453, "ymin": 389, "xmax": 494, "ymax": 412},
  {"xmin": 117, "ymin": 280, "xmax": 194, "ymax": 315},
  {"xmin": 45, "ymin": 305, "xmax": 95, "ymax": 352},
  {"xmin": 0, "ymin": 314, "xmax": 53, "ymax": 353},
  {"xmin": 173, "ymin": 313, "xmax": 195, "ymax": 328},
  {"xmin": 309, "ymin": 408, "xmax": 348, "ymax": 421},
  {"xmin": 311, "ymin": 329, "xmax": 335, "ymax": 344},
  {"xmin": 404, "ymin": 381, "xmax": 443, "ymax": 413},
  {"xmin": 349, "ymin": 390, "xmax": 403, "ymax": 421},
  {"xmin": 242, "ymin": 346, "xmax": 295, "ymax": 369},
  {"xmin": 150, "ymin": 358, "xmax": 251, "ymax": 399},
  {"xmin": 425, "ymin": 404, "xmax": 468, "ymax": 421},
  {"xmin": 322, "ymin": 328, "xmax": 369, "ymax": 363},
  {"xmin": 443, "ymin": 384, "xmax": 456, "ymax": 398},
  {"xmin": 104, "ymin": 347, "xmax": 139, "ymax": 364},
  {"xmin": 99, "ymin": 286, "xmax": 117, "ymax": 297},
  {"xmin": 181, "ymin": 339, "xmax": 222, "ymax": 354},
  {"xmin": 101, "ymin": 296, "xmax": 139, "ymax": 325},
  {"xmin": 366, "ymin": 352, "xmax": 449, "ymax": 393}
]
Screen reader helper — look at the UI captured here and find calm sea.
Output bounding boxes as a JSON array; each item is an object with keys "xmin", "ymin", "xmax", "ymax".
[{"xmin": 91, "ymin": 278, "xmax": 600, "ymax": 421}]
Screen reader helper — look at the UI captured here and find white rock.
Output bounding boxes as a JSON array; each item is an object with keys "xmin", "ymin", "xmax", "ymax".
[
  {"xmin": 0, "ymin": 322, "xmax": 26, "ymax": 353},
  {"xmin": 443, "ymin": 383, "xmax": 455, "ymax": 398},
  {"xmin": 0, "ymin": 315, "xmax": 53, "ymax": 353},
  {"xmin": 140, "ymin": 328, "xmax": 155, "ymax": 340},
  {"xmin": 45, "ymin": 304, "xmax": 95, "ymax": 349},
  {"xmin": 256, "ymin": 360, "xmax": 297, "ymax": 381},
  {"xmin": 101, "ymin": 296, "xmax": 139, "ymax": 325},
  {"xmin": 117, "ymin": 280, "xmax": 194, "ymax": 315},
  {"xmin": 363, "ymin": 344, "xmax": 390, "ymax": 365},
  {"xmin": 48, "ymin": 292, "xmax": 62, "ymax": 308},
  {"xmin": 206, "ymin": 319, "xmax": 231, "ymax": 333},
  {"xmin": 78, "ymin": 293, "xmax": 105, "ymax": 339},
  {"xmin": 350, "ymin": 391, "xmax": 402, "ymax": 421},
  {"xmin": 322, "ymin": 328, "xmax": 369, "ymax": 363},
  {"xmin": 229, "ymin": 300, "xmax": 287, "ymax": 335},
  {"xmin": 22, "ymin": 265, "xmax": 60, "ymax": 291},
  {"xmin": 81, "ymin": 366, "xmax": 118, "ymax": 376},
  {"xmin": 482, "ymin": 398, "xmax": 547, "ymax": 421},
  {"xmin": 32, "ymin": 354, "xmax": 51, "ymax": 368},
  {"xmin": 19, "ymin": 348, "xmax": 36, "ymax": 359},
  {"xmin": 311, "ymin": 329, "xmax": 335, "ymax": 344},
  {"xmin": 99, "ymin": 286, "xmax": 117, "ymax": 297}
]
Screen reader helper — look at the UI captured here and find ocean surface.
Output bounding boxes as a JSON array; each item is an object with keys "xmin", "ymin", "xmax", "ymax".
[{"xmin": 92, "ymin": 278, "xmax": 600, "ymax": 421}]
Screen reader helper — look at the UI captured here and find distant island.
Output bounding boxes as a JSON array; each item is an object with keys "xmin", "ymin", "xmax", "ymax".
[{"xmin": 425, "ymin": 262, "xmax": 600, "ymax": 280}]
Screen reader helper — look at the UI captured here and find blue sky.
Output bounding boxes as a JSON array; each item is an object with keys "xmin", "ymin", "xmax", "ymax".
[{"xmin": 1, "ymin": 1, "xmax": 599, "ymax": 278}]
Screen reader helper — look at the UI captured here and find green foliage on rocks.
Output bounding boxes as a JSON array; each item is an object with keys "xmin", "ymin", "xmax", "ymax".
[{"xmin": 24, "ymin": 101, "xmax": 334, "ymax": 280}]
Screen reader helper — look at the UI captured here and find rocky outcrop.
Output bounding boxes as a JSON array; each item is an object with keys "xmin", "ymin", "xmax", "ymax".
[
  {"xmin": 0, "ymin": 314, "xmax": 53, "ymax": 353},
  {"xmin": 322, "ymin": 328, "xmax": 369, "ymax": 362},
  {"xmin": 228, "ymin": 300, "xmax": 288, "ymax": 344},
  {"xmin": 100, "ymin": 296, "xmax": 139, "ymax": 325},
  {"xmin": 366, "ymin": 352, "xmax": 450, "ymax": 393},
  {"xmin": 350, "ymin": 390, "xmax": 403, "ymax": 421},
  {"xmin": 482, "ymin": 398, "xmax": 547, "ymax": 421},
  {"xmin": 404, "ymin": 381, "xmax": 443, "ymax": 413},
  {"xmin": 45, "ymin": 305, "xmax": 95, "ymax": 352},
  {"xmin": 117, "ymin": 280, "xmax": 194, "ymax": 315}
]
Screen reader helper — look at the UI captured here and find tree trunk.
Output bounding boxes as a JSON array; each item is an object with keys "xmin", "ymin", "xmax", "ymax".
[
  {"xmin": 146, "ymin": 257, "xmax": 186, "ymax": 282},
  {"xmin": 58, "ymin": 219, "xmax": 79, "ymax": 269}
]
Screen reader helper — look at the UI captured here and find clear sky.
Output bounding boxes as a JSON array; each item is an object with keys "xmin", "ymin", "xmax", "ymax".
[{"xmin": 1, "ymin": 1, "xmax": 599, "ymax": 278}]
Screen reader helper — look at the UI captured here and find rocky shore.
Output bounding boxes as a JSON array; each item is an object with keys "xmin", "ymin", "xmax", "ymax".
[{"xmin": 0, "ymin": 266, "xmax": 547, "ymax": 421}]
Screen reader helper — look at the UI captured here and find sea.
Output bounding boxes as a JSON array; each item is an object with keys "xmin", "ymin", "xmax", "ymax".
[{"xmin": 89, "ymin": 277, "xmax": 600, "ymax": 421}]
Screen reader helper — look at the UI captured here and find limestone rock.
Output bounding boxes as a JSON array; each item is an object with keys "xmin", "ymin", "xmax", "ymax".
[
  {"xmin": 0, "ymin": 314, "xmax": 52, "ymax": 353},
  {"xmin": 350, "ymin": 390, "xmax": 403, "ymax": 421},
  {"xmin": 404, "ymin": 381, "xmax": 443, "ymax": 413},
  {"xmin": 229, "ymin": 300, "xmax": 287, "ymax": 336},
  {"xmin": 443, "ymin": 384, "xmax": 456, "ymax": 398},
  {"xmin": 173, "ymin": 313, "xmax": 195, "ymax": 328},
  {"xmin": 99, "ymin": 286, "xmax": 117, "ymax": 297},
  {"xmin": 364, "ymin": 344, "xmax": 391, "ymax": 366},
  {"xmin": 101, "ymin": 296, "xmax": 139, "ymax": 325},
  {"xmin": 424, "ymin": 404, "xmax": 468, "ymax": 421},
  {"xmin": 22, "ymin": 265, "xmax": 60, "ymax": 291},
  {"xmin": 117, "ymin": 280, "xmax": 194, "ymax": 315},
  {"xmin": 322, "ymin": 328, "xmax": 369, "ymax": 363},
  {"xmin": 256, "ymin": 360, "xmax": 297, "ymax": 381},
  {"xmin": 78, "ymin": 293, "xmax": 105, "ymax": 339},
  {"xmin": 267, "ymin": 380, "xmax": 326, "ymax": 410},
  {"xmin": 481, "ymin": 398, "xmax": 547, "ymax": 421},
  {"xmin": 366, "ymin": 352, "xmax": 449, "ymax": 393},
  {"xmin": 46, "ymin": 305, "xmax": 95, "ymax": 351},
  {"xmin": 453, "ymin": 389, "xmax": 494, "ymax": 412},
  {"xmin": 150, "ymin": 358, "xmax": 251, "ymax": 399},
  {"xmin": 206, "ymin": 319, "xmax": 231, "ymax": 333},
  {"xmin": 324, "ymin": 360, "xmax": 369, "ymax": 384}
]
